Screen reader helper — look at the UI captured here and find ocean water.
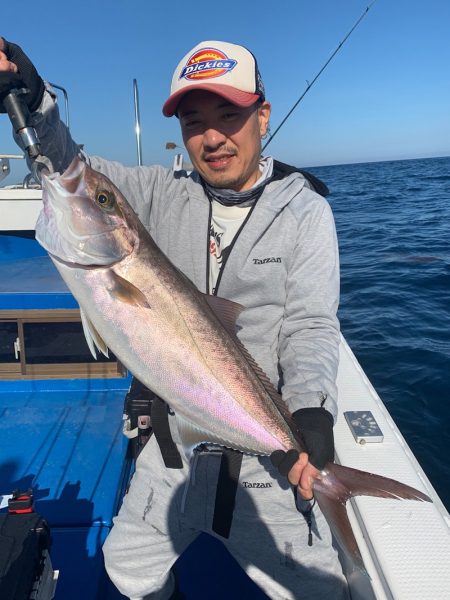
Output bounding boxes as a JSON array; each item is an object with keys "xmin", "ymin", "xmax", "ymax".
[{"xmin": 309, "ymin": 156, "xmax": 450, "ymax": 510}]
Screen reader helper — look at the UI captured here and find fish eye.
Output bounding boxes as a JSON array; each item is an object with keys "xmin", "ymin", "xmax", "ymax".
[{"xmin": 96, "ymin": 190, "xmax": 115, "ymax": 210}]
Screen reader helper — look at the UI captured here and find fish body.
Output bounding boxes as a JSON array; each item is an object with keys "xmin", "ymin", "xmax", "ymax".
[
  {"xmin": 36, "ymin": 158, "xmax": 299, "ymax": 456},
  {"xmin": 35, "ymin": 157, "xmax": 431, "ymax": 573}
]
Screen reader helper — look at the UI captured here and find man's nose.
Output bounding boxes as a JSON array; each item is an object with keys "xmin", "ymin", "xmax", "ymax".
[{"xmin": 202, "ymin": 127, "xmax": 226, "ymax": 150}]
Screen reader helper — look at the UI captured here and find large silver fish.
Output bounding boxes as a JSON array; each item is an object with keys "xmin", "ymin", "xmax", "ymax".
[{"xmin": 35, "ymin": 157, "xmax": 431, "ymax": 573}]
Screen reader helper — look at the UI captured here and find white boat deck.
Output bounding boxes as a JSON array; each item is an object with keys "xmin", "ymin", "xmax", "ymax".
[{"xmin": 336, "ymin": 335, "xmax": 450, "ymax": 599}]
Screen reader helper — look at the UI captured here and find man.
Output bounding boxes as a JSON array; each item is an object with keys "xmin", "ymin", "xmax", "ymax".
[{"xmin": 0, "ymin": 39, "xmax": 346, "ymax": 599}]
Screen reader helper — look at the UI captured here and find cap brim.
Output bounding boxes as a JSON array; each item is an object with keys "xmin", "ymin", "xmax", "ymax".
[{"xmin": 162, "ymin": 83, "xmax": 260, "ymax": 117}]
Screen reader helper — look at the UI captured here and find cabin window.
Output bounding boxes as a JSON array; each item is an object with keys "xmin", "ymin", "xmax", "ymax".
[
  {"xmin": 0, "ymin": 320, "xmax": 21, "ymax": 375},
  {"xmin": 0, "ymin": 310, "xmax": 125, "ymax": 380},
  {"xmin": 23, "ymin": 322, "xmax": 114, "ymax": 365}
]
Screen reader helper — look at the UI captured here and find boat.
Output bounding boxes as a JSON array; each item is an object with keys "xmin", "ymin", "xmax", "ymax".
[
  {"xmin": 1, "ymin": 148, "xmax": 450, "ymax": 600},
  {"xmin": 0, "ymin": 160, "xmax": 131, "ymax": 600}
]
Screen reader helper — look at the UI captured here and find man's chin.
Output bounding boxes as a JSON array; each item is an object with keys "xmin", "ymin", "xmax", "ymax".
[
  {"xmin": 202, "ymin": 171, "xmax": 240, "ymax": 190},
  {"xmin": 200, "ymin": 165, "xmax": 251, "ymax": 190}
]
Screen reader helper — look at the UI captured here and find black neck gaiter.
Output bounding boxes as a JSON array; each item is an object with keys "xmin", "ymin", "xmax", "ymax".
[{"xmin": 200, "ymin": 156, "xmax": 274, "ymax": 207}]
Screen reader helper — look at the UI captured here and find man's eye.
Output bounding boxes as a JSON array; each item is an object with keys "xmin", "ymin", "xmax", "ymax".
[
  {"xmin": 222, "ymin": 112, "xmax": 238, "ymax": 121},
  {"xmin": 184, "ymin": 120, "xmax": 201, "ymax": 129}
]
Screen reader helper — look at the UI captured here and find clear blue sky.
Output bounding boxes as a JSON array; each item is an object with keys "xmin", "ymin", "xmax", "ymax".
[{"xmin": 1, "ymin": 0, "xmax": 449, "ymax": 180}]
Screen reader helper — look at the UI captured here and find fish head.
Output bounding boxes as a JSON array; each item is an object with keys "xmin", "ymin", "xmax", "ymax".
[{"xmin": 36, "ymin": 157, "xmax": 138, "ymax": 267}]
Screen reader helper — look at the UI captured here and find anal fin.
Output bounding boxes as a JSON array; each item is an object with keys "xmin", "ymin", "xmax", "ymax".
[{"xmin": 175, "ymin": 413, "xmax": 259, "ymax": 460}]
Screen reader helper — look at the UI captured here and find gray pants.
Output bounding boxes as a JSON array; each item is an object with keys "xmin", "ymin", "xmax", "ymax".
[{"xmin": 103, "ymin": 433, "xmax": 348, "ymax": 600}]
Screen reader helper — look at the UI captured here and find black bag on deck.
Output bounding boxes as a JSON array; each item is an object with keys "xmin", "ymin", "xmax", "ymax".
[{"xmin": 0, "ymin": 493, "xmax": 51, "ymax": 600}]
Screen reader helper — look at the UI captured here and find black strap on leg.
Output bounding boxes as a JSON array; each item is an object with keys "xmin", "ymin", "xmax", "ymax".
[
  {"xmin": 124, "ymin": 377, "xmax": 155, "ymax": 459},
  {"xmin": 151, "ymin": 397, "xmax": 183, "ymax": 469},
  {"xmin": 149, "ymin": 395, "xmax": 243, "ymax": 535},
  {"xmin": 212, "ymin": 448, "xmax": 243, "ymax": 538}
]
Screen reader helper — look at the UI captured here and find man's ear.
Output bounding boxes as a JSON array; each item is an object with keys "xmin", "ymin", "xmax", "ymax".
[{"xmin": 258, "ymin": 101, "xmax": 271, "ymax": 137}]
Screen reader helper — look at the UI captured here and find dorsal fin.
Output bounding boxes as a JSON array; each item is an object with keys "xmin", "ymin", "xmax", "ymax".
[
  {"xmin": 202, "ymin": 294, "xmax": 244, "ymax": 336},
  {"xmin": 203, "ymin": 293, "xmax": 302, "ymax": 445},
  {"xmin": 233, "ymin": 336, "xmax": 303, "ymax": 445}
]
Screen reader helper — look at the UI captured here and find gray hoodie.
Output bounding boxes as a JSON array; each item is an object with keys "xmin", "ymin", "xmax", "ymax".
[{"xmin": 20, "ymin": 88, "xmax": 340, "ymax": 419}]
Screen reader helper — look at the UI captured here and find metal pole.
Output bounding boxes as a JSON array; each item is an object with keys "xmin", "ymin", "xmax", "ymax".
[
  {"xmin": 49, "ymin": 82, "xmax": 70, "ymax": 129},
  {"xmin": 133, "ymin": 79, "xmax": 143, "ymax": 166}
]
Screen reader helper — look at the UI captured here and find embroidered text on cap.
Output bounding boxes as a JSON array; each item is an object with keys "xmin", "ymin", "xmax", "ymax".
[{"xmin": 179, "ymin": 47, "xmax": 238, "ymax": 81}]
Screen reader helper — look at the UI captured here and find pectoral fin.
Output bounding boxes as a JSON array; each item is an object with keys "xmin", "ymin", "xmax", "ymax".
[{"xmin": 109, "ymin": 272, "xmax": 151, "ymax": 308}]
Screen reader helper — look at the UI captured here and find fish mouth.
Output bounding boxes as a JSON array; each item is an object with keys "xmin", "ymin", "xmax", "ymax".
[
  {"xmin": 37, "ymin": 158, "xmax": 135, "ymax": 266},
  {"xmin": 41, "ymin": 156, "xmax": 87, "ymax": 198},
  {"xmin": 59, "ymin": 155, "xmax": 86, "ymax": 193}
]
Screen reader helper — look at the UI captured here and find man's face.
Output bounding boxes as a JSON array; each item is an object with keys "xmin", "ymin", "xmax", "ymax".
[{"xmin": 178, "ymin": 90, "xmax": 271, "ymax": 191}]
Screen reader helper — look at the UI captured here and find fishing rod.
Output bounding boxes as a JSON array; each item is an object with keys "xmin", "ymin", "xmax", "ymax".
[{"xmin": 262, "ymin": 0, "xmax": 377, "ymax": 151}]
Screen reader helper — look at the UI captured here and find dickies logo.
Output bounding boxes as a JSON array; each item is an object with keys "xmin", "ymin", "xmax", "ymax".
[{"xmin": 179, "ymin": 47, "xmax": 237, "ymax": 81}]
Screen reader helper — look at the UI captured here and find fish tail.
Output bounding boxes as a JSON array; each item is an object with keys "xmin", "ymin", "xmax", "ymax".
[{"xmin": 313, "ymin": 462, "xmax": 431, "ymax": 573}]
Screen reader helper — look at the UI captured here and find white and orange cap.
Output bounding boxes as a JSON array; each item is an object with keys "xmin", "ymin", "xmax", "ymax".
[{"xmin": 162, "ymin": 40, "xmax": 265, "ymax": 117}]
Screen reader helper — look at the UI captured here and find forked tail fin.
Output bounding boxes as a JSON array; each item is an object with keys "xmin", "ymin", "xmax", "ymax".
[{"xmin": 313, "ymin": 463, "xmax": 431, "ymax": 573}]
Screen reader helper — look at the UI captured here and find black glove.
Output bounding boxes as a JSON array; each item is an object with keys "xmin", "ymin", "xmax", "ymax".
[
  {"xmin": 270, "ymin": 448, "xmax": 300, "ymax": 477},
  {"xmin": 271, "ymin": 407, "xmax": 335, "ymax": 474},
  {"xmin": 0, "ymin": 38, "xmax": 45, "ymax": 113}
]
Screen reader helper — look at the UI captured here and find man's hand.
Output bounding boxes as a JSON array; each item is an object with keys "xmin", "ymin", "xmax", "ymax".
[
  {"xmin": 0, "ymin": 37, "xmax": 45, "ymax": 113},
  {"xmin": 0, "ymin": 38, "xmax": 18, "ymax": 73},
  {"xmin": 271, "ymin": 406, "xmax": 334, "ymax": 499},
  {"xmin": 287, "ymin": 452, "xmax": 320, "ymax": 500},
  {"xmin": 270, "ymin": 449, "xmax": 320, "ymax": 500}
]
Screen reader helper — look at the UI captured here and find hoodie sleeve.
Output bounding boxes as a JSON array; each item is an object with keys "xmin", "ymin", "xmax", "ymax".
[
  {"xmin": 278, "ymin": 197, "xmax": 340, "ymax": 421},
  {"xmin": 12, "ymin": 85, "xmax": 168, "ymax": 227},
  {"xmin": 13, "ymin": 85, "xmax": 79, "ymax": 174}
]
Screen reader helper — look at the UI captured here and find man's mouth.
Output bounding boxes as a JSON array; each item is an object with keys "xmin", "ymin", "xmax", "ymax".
[{"xmin": 204, "ymin": 154, "xmax": 235, "ymax": 170}]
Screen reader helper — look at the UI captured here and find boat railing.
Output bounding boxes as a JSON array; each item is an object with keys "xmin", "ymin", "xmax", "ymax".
[
  {"xmin": 0, "ymin": 81, "xmax": 69, "ymax": 189},
  {"xmin": 0, "ymin": 154, "xmax": 25, "ymax": 184}
]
